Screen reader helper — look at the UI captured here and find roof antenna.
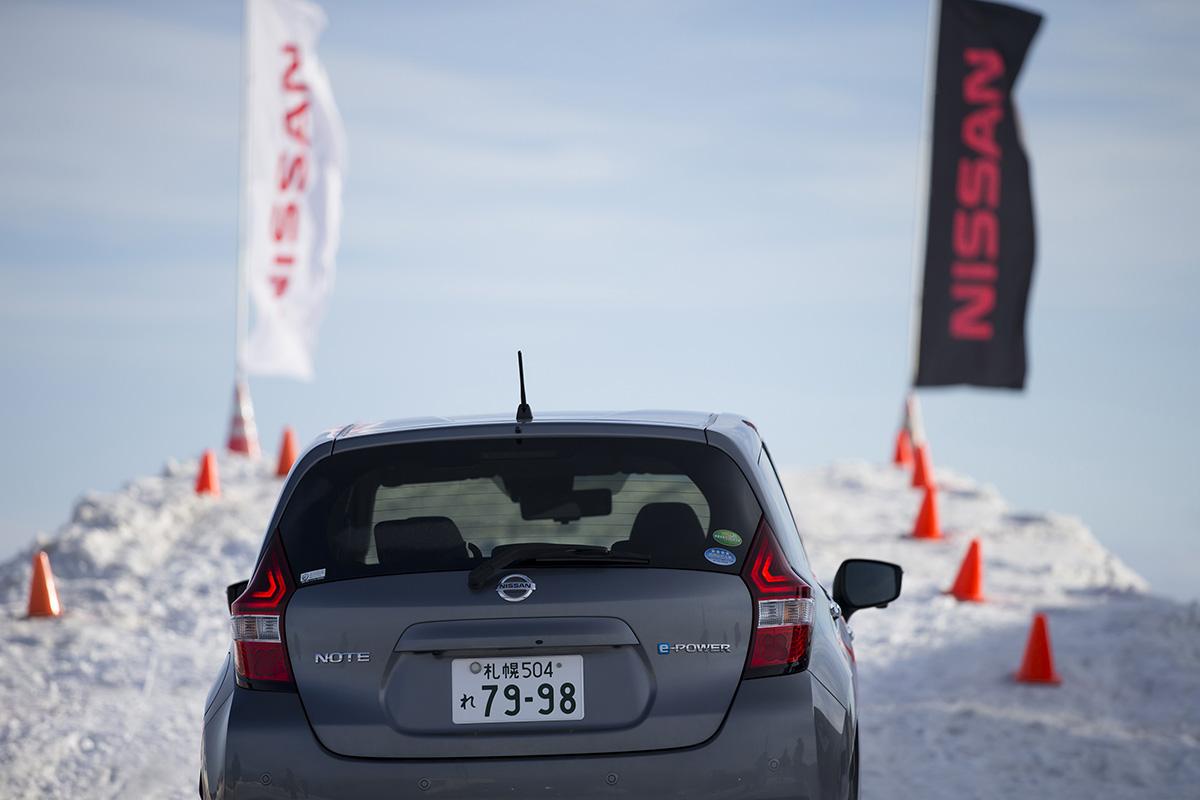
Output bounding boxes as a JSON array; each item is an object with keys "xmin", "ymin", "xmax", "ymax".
[{"xmin": 515, "ymin": 350, "xmax": 533, "ymax": 424}]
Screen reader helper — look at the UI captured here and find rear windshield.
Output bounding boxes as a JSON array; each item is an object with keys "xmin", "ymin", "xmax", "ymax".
[{"xmin": 279, "ymin": 437, "xmax": 763, "ymax": 582}]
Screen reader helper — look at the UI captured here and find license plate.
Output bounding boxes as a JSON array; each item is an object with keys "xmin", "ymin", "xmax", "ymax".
[{"xmin": 451, "ymin": 655, "xmax": 584, "ymax": 724}]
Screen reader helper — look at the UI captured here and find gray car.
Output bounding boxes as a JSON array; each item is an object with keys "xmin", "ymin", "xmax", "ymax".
[{"xmin": 200, "ymin": 410, "xmax": 902, "ymax": 799}]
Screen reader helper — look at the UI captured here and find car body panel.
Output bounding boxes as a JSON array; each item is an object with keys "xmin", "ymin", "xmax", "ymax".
[
  {"xmin": 334, "ymin": 410, "xmax": 721, "ymax": 441},
  {"xmin": 205, "ymin": 652, "xmax": 234, "ymax": 722},
  {"xmin": 285, "ymin": 567, "xmax": 752, "ymax": 758},
  {"xmin": 205, "ymin": 671, "xmax": 850, "ymax": 800}
]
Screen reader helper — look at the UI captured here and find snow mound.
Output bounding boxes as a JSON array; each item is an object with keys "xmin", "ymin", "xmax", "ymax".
[
  {"xmin": 792, "ymin": 461, "xmax": 1200, "ymax": 798},
  {"xmin": 0, "ymin": 456, "xmax": 1197, "ymax": 799},
  {"xmin": 0, "ymin": 458, "xmax": 279, "ymax": 799}
]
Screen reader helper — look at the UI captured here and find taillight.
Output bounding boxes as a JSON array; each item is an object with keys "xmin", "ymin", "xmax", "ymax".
[
  {"xmin": 742, "ymin": 517, "xmax": 814, "ymax": 678},
  {"xmin": 230, "ymin": 535, "xmax": 295, "ymax": 688}
]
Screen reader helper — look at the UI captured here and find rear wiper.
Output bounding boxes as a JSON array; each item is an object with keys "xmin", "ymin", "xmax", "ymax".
[{"xmin": 468, "ymin": 543, "xmax": 650, "ymax": 591}]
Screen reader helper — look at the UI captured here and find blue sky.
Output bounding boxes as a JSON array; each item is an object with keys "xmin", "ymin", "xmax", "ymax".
[{"xmin": 0, "ymin": 0, "xmax": 1196, "ymax": 599}]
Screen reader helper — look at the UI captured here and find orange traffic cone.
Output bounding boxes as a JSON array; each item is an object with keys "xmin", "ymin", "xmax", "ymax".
[
  {"xmin": 894, "ymin": 393, "xmax": 917, "ymax": 468},
  {"xmin": 1015, "ymin": 613, "xmax": 1061, "ymax": 685},
  {"xmin": 911, "ymin": 485, "xmax": 942, "ymax": 540},
  {"xmin": 226, "ymin": 380, "xmax": 261, "ymax": 458},
  {"xmin": 911, "ymin": 443, "xmax": 935, "ymax": 489},
  {"xmin": 276, "ymin": 427, "xmax": 298, "ymax": 477},
  {"xmin": 27, "ymin": 550, "xmax": 62, "ymax": 618},
  {"xmin": 892, "ymin": 428, "xmax": 914, "ymax": 467},
  {"xmin": 947, "ymin": 538, "xmax": 985, "ymax": 601},
  {"xmin": 196, "ymin": 449, "xmax": 221, "ymax": 497}
]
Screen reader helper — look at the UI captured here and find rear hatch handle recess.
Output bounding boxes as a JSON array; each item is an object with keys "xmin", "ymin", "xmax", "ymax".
[{"xmin": 467, "ymin": 543, "xmax": 650, "ymax": 591}]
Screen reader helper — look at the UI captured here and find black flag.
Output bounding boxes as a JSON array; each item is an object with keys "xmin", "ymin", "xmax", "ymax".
[{"xmin": 914, "ymin": 0, "xmax": 1042, "ymax": 389}]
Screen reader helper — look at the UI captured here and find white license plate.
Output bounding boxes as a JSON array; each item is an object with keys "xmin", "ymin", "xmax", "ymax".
[{"xmin": 451, "ymin": 655, "xmax": 584, "ymax": 724}]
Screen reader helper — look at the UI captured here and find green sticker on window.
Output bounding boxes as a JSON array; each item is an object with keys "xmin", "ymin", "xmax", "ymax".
[{"xmin": 711, "ymin": 529, "xmax": 743, "ymax": 548}]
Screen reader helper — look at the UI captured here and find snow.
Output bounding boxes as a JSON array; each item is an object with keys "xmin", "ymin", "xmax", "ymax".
[
  {"xmin": 1, "ymin": 455, "xmax": 1198, "ymax": 799},
  {"xmin": 793, "ymin": 462, "xmax": 1200, "ymax": 798},
  {"xmin": 0, "ymin": 458, "xmax": 277, "ymax": 799}
]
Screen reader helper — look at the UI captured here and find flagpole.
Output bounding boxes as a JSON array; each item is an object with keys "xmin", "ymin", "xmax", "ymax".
[
  {"xmin": 906, "ymin": 0, "xmax": 942, "ymax": 389},
  {"xmin": 227, "ymin": 0, "xmax": 261, "ymax": 458},
  {"xmin": 235, "ymin": 0, "xmax": 251, "ymax": 382}
]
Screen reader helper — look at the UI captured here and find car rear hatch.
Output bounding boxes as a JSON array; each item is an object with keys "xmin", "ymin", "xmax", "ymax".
[{"xmin": 277, "ymin": 434, "xmax": 763, "ymax": 759}]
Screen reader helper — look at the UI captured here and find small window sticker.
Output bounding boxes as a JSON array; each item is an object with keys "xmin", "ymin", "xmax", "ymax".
[
  {"xmin": 711, "ymin": 529, "xmax": 743, "ymax": 548},
  {"xmin": 703, "ymin": 547, "xmax": 737, "ymax": 566}
]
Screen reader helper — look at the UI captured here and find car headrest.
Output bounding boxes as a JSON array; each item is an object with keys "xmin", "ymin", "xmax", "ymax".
[
  {"xmin": 373, "ymin": 516, "xmax": 468, "ymax": 568},
  {"xmin": 627, "ymin": 502, "xmax": 705, "ymax": 560}
]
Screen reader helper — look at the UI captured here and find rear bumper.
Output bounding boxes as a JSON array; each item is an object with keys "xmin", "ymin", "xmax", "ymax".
[{"xmin": 203, "ymin": 673, "xmax": 852, "ymax": 800}]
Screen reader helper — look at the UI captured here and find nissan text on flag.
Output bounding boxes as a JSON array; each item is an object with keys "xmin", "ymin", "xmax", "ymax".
[
  {"xmin": 915, "ymin": 0, "xmax": 1042, "ymax": 389},
  {"xmin": 201, "ymin": 410, "xmax": 902, "ymax": 799},
  {"xmin": 241, "ymin": 0, "xmax": 345, "ymax": 382}
]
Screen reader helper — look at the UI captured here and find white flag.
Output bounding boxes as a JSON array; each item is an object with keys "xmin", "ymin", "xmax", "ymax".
[{"xmin": 242, "ymin": 0, "xmax": 345, "ymax": 380}]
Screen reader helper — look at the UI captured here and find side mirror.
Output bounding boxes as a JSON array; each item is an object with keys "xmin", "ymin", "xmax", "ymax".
[
  {"xmin": 226, "ymin": 579, "xmax": 249, "ymax": 612},
  {"xmin": 832, "ymin": 559, "xmax": 902, "ymax": 620}
]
